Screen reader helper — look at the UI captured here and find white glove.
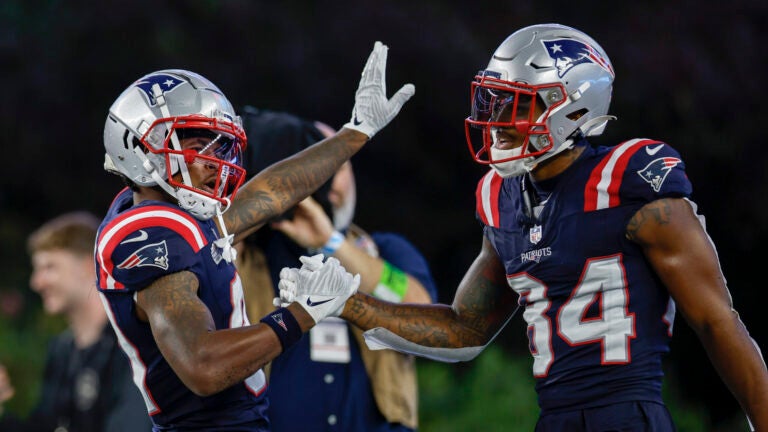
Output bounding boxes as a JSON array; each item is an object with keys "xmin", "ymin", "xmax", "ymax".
[
  {"xmin": 343, "ymin": 41, "xmax": 415, "ymax": 138},
  {"xmin": 272, "ymin": 254, "xmax": 326, "ymax": 307},
  {"xmin": 276, "ymin": 255, "xmax": 360, "ymax": 324},
  {"xmin": 299, "ymin": 253, "xmax": 325, "ymax": 271}
]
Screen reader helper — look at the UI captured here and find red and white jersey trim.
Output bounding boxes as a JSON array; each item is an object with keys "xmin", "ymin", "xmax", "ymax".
[
  {"xmin": 97, "ymin": 207, "xmax": 208, "ymax": 290},
  {"xmin": 584, "ymin": 139, "xmax": 660, "ymax": 211},
  {"xmin": 476, "ymin": 170, "xmax": 503, "ymax": 228},
  {"xmin": 99, "ymin": 292, "xmax": 160, "ymax": 415}
]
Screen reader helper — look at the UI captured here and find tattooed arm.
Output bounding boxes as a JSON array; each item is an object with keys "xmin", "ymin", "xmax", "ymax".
[
  {"xmin": 226, "ymin": 128, "xmax": 368, "ymax": 242},
  {"xmin": 340, "ymin": 236, "xmax": 517, "ymax": 349},
  {"xmin": 627, "ymin": 197, "xmax": 768, "ymax": 429},
  {"xmin": 135, "ymin": 270, "xmax": 315, "ymax": 396},
  {"xmin": 225, "ymin": 42, "xmax": 415, "ymax": 241}
]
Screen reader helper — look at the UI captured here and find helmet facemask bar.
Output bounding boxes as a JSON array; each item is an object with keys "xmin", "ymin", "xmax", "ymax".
[
  {"xmin": 140, "ymin": 115, "xmax": 247, "ymax": 208},
  {"xmin": 464, "ymin": 73, "xmax": 566, "ymax": 166}
]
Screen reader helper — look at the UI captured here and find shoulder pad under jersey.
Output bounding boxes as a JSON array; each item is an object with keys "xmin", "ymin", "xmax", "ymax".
[
  {"xmin": 96, "ymin": 204, "xmax": 211, "ymax": 292},
  {"xmin": 583, "ymin": 138, "xmax": 692, "ymax": 212}
]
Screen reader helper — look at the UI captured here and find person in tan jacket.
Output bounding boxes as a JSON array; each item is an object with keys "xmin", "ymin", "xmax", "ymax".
[{"xmin": 237, "ymin": 107, "xmax": 437, "ymax": 432}]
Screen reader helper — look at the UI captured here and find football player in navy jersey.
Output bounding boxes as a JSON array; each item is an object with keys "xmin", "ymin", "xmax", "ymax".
[
  {"xmin": 93, "ymin": 41, "xmax": 414, "ymax": 431},
  {"xmin": 276, "ymin": 25, "xmax": 768, "ymax": 430}
]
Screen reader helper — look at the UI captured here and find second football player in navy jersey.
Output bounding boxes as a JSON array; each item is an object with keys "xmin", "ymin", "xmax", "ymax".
[
  {"xmin": 276, "ymin": 24, "xmax": 768, "ymax": 431},
  {"xmin": 475, "ymin": 137, "xmax": 686, "ymax": 414}
]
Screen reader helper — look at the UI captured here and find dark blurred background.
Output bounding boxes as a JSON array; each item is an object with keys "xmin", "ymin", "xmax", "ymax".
[{"xmin": 1, "ymin": 0, "xmax": 766, "ymax": 429}]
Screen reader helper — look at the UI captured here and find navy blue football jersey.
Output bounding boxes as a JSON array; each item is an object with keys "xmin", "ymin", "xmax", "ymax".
[
  {"xmin": 95, "ymin": 188, "xmax": 269, "ymax": 430},
  {"xmin": 475, "ymin": 138, "xmax": 694, "ymax": 414}
]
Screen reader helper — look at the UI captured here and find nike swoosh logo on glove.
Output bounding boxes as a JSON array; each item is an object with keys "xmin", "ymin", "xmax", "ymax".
[
  {"xmin": 306, "ymin": 297, "xmax": 334, "ymax": 307},
  {"xmin": 353, "ymin": 111, "xmax": 363, "ymax": 126}
]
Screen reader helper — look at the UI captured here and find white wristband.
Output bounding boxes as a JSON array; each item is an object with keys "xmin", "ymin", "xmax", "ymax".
[{"xmin": 320, "ymin": 231, "xmax": 344, "ymax": 255}]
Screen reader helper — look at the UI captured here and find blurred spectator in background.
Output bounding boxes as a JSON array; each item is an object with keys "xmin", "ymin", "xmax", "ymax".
[
  {"xmin": 237, "ymin": 107, "xmax": 437, "ymax": 432},
  {"xmin": 0, "ymin": 211, "xmax": 152, "ymax": 432}
]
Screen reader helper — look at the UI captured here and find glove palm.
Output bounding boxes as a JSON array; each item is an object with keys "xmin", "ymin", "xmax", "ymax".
[{"xmin": 343, "ymin": 41, "xmax": 415, "ymax": 138}]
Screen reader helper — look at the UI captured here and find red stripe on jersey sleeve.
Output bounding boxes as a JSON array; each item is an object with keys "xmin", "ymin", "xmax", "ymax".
[
  {"xmin": 475, "ymin": 170, "xmax": 503, "ymax": 228},
  {"xmin": 584, "ymin": 147, "xmax": 617, "ymax": 211},
  {"xmin": 489, "ymin": 172, "xmax": 502, "ymax": 227},
  {"xmin": 584, "ymin": 139, "xmax": 660, "ymax": 211},
  {"xmin": 475, "ymin": 172, "xmax": 490, "ymax": 226},
  {"xmin": 97, "ymin": 206, "xmax": 207, "ymax": 290}
]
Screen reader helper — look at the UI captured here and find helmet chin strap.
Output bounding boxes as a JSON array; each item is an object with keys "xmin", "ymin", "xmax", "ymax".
[
  {"xmin": 134, "ymin": 146, "xmax": 181, "ymax": 198},
  {"xmin": 489, "ymin": 111, "xmax": 552, "ymax": 178},
  {"xmin": 488, "ymin": 114, "xmax": 616, "ymax": 179},
  {"xmin": 176, "ymin": 189, "xmax": 220, "ymax": 220},
  {"xmin": 488, "ymin": 121, "xmax": 546, "ymax": 178},
  {"xmin": 489, "ymin": 138, "xmax": 575, "ymax": 178},
  {"xmin": 213, "ymin": 198, "xmax": 237, "ymax": 263},
  {"xmin": 529, "ymin": 137, "xmax": 575, "ymax": 167},
  {"xmin": 136, "ymin": 147, "xmax": 236, "ymax": 263},
  {"xmin": 489, "ymin": 145, "xmax": 533, "ymax": 178}
]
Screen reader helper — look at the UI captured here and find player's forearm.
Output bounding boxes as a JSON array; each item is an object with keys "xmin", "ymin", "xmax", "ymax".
[
  {"xmin": 140, "ymin": 272, "xmax": 312, "ymax": 396},
  {"xmin": 185, "ymin": 326, "xmax": 280, "ymax": 395},
  {"xmin": 341, "ymin": 292, "xmax": 488, "ymax": 348},
  {"xmin": 177, "ymin": 305, "xmax": 314, "ymax": 396},
  {"xmin": 697, "ymin": 315, "xmax": 768, "ymax": 429},
  {"xmin": 227, "ymin": 128, "xmax": 368, "ymax": 238},
  {"xmin": 339, "ymin": 239, "xmax": 514, "ymax": 348}
]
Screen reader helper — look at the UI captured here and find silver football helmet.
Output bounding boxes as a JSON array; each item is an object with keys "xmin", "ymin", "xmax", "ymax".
[
  {"xmin": 465, "ymin": 24, "xmax": 615, "ymax": 177},
  {"xmin": 103, "ymin": 69, "xmax": 247, "ymax": 220}
]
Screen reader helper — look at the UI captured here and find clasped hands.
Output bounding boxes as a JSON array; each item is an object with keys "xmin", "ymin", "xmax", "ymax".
[{"xmin": 274, "ymin": 254, "xmax": 360, "ymax": 324}]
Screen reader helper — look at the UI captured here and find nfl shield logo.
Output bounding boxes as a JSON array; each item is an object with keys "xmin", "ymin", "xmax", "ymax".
[{"xmin": 529, "ymin": 225, "xmax": 542, "ymax": 244}]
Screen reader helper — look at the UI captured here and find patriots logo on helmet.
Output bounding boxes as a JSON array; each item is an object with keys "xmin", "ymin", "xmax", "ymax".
[
  {"xmin": 134, "ymin": 74, "xmax": 184, "ymax": 105},
  {"xmin": 542, "ymin": 39, "xmax": 614, "ymax": 78},
  {"xmin": 636, "ymin": 157, "xmax": 682, "ymax": 192},
  {"xmin": 117, "ymin": 240, "xmax": 170, "ymax": 270}
]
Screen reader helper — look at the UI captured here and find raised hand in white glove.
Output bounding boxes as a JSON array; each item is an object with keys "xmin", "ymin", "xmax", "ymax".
[
  {"xmin": 275, "ymin": 255, "xmax": 360, "ymax": 324},
  {"xmin": 343, "ymin": 41, "xmax": 415, "ymax": 139}
]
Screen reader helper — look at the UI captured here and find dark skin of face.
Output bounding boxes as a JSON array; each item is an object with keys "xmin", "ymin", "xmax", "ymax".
[
  {"xmin": 169, "ymin": 136, "xmax": 224, "ymax": 196},
  {"xmin": 489, "ymin": 93, "xmax": 584, "ymax": 181},
  {"xmin": 489, "ymin": 92, "xmax": 538, "ymax": 152}
]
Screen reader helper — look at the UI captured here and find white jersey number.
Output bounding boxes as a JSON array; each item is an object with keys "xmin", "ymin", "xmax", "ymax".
[{"xmin": 508, "ymin": 255, "xmax": 635, "ymax": 377}]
